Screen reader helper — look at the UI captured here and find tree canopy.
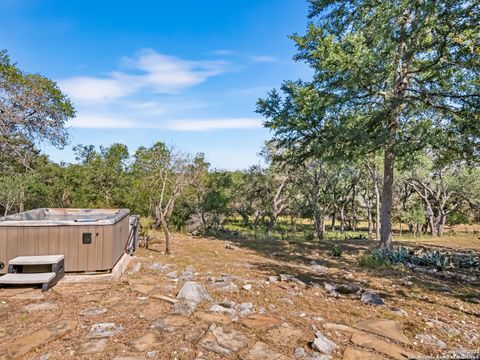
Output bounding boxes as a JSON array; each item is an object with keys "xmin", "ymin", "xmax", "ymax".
[{"xmin": 257, "ymin": 0, "xmax": 479, "ymax": 248}]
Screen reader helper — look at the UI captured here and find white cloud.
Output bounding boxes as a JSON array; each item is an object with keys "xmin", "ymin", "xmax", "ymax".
[
  {"xmin": 212, "ymin": 49, "xmax": 236, "ymax": 56},
  {"xmin": 251, "ymin": 55, "xmax": 278, "ymax": 63},
  {"xmin": 59, "ymin": 49, "xmax": 229, "ymax": 103},
  {"xmin": 68, "ymin": 114, "xmax": 262, "ymax": 131},
  {"xmin": 68, "ymin": 115, "xmax": 137, "ymax": 128},
  {"xmin": 165, "ymin": 118, "xmax": 263, "ymax": 131},
  {"xmin": 60, "ymin": 77, "xmax": 135, "ymax": 102}
]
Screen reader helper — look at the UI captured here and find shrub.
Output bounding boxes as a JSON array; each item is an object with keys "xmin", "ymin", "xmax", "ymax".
[
  {"xmin": 359, "ymin": 253, "xmax": 390, "ymax": 268},
  {"xmin": 330, "ymin": 244, "xmax": 343, "ymax": 257}
]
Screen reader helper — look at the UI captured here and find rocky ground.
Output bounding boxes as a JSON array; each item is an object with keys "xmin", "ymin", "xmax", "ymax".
[{"xmin": 0, "ymin": 233, "xmax": 478, "ymax": 360}]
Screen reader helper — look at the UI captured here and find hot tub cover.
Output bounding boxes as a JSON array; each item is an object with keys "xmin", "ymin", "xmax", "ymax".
[{"xmin": 0, "ymin": 208, "xmax": 130, "ymax": 226}]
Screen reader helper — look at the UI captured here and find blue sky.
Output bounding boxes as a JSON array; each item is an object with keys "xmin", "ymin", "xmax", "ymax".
[{"xmin": 2, "ymin": 0, "xmax": 311, "ymax": 169}]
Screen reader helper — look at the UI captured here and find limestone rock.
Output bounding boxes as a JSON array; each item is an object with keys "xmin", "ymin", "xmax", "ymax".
[
  {"xmin": 172, "ymin": 301, "xmax": 197, "ymax": 316},
  {"xmin": 75, "ymin": 338, "xmax": 109, "ymax": 355},
  {"xmin": 199, "ymin": 324, "xmax": 247, "ymax": 355},
  {"xmin": 80, "ymin": 307, "xmax": 108, "ymax": 316},
  {"xmin": 212, "ymin": 283, "xmax": 239, "ymax": 292},
  {"xmin": 236, "ymin": 302, "xmax": 254, "ymax": 317},
  {"xmin": 267, "ymin": 325, "xmax": 304, "ymax": 344},
  {"xmin": 23, "ymin": 302, "xmax": 58, "ymax": 313},
  {"xmin": 389, "ymin": 307, "xmax": 408, "ymax": 317},
  {"xmin": 361, "ymin": 291, "xmax": 384, "ymax": 306},
  {"xmin": 356, "ymin": 320, "xmax": 411, "ymax": 345},
  {"xmin": 241, "ymin": 314, "xmax": 282, "ymax": 329},
  {"xmin": 209, "ymin": 303, "xmax": 238, "ymax": 319},
  {"xmin": 322, "ymin": 323, "xmax": 358, "ymax": 333},
  {"xmin": 150, "ymin": 314, "xmax": 189, "ymax": 332},
  {"xmin": 6, "ymin": 320, "xmax": 77, "ymax": 359},
  {"xmin": 294, "ymin": 347, "xmax": 332, "ymax": 359},
  {"xmin": 351, "ymin": 332, "xmax": 414, "ymax": 359},
  {"xmin": 311, "ymin": 331, "xmax": 337, "ymax": 355},
  {"xmin": 414, "ymin": 334, "xmax": 447, "ymax": 349},
  {"xmin": 149, "ymin": 263, "xmax": 171, "ymax": 271},
  {"xmin": 128, "ymin": 333, "xmax": 163, "ymax": 351},
  {"xmin": 245, "ymin": 341, "xmax": 288, "ymax": 360},
  {"xmin": 195, "ymin": 311, "xmax": 233, "ymax": 325},
  {"xmin": 166, "ymin": 271, "xmax": 178, "ymax": 279},
  {"xmin": 87, "ymin": 323, "xmax": 124, "ymax": 338},
  {"xmin": 176, "ymin": 281, "xmax": 212, "ymax": 303}
]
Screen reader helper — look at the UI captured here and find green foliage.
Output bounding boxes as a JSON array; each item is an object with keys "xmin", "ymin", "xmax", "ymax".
[
  {"xmin": 257, "ymin": 0, "xmax": 480, "ymax": 246},
  {"xmin": 329, "ymin": 244, "xmax": 343, "ymax": 257},
  {"xmin": 0, "ymin": 49, "xmax": 75, "ymax": 156},
  {"xmin": 360, "ymin": 246, "xmax": 479, "ymax": 271},
  {"xmin": 359, "ymin": 253, "xmax": 391, "ymax": 269}
]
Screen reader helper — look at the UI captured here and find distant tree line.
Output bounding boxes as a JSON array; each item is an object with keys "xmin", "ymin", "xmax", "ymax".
[{"xmin": 0, "ymin": 141, "xmax": 478, "ymax": 247}]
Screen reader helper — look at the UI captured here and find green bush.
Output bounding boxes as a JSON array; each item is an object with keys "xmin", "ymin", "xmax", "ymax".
[
  {"xmin": 330, "ymin": 245, "xmax": 343, "ymax": 257},
  {"xmin": 359, "ymin": 253, "xmax": 391, "ymax": 268}
]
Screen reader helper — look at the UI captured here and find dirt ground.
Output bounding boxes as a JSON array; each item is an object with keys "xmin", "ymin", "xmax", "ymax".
[{"xmin": 0, "ymin": 231, "xmax": 478, "ymax": 360}]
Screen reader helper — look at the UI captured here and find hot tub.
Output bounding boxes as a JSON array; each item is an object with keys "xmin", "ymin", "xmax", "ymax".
[{"xmin": 0, "ymin": 208, "xmax": 131, "ymax": 274}]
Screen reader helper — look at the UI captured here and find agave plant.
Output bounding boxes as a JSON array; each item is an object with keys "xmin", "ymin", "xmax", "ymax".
[{"xmin": 435, "ymin": 254, "xmax": 450, "ymax": 271}]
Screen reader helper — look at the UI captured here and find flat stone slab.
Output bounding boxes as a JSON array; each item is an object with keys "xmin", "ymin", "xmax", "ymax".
[
  {"xmin": 128, "ymin": 333, "xmax": 163, "ymax": 351},
  {"xmin": 240, "ymin": 314, "xmax": 283, "ymax": 329},
  {"xmin": 87, "ymin": 323, "xmax": 124, "ymax": 338},
  {"xmin": 80, "ymin": 307, "xmax": 108, "ymax": 316},
  {"xmin": 195, "ymin": 311, "xmax": 233, "ymax": 325},
  {"xmin": 150, "ymin": 315, "xmax": 189, "ymax": 332},
  {"xmin": 23, "ymin": 302, "xmax": 59, "ymax": 313},
  {"xmin": 4, "ymin": 320, "xmax": 77, "ymax": 359},
  {"xmin": 199, "ymin": 324, "xmax": 248, "ymax": 355},
  {"xmin": 245, "ymin": 341, "xmax": 288, "ymax": 360},
  {"xmin": 355, "ymin": 320, "xmax": 411, "ymax": 345},
  {"xmin": 322, "ymin": 323, "xmax": 359, "ymax": 333},
  {"xmin": 267, "ymin": 326, "xmax": 304, "ymax": 344},
  {"xmin": 351, "ymin": 333, "xmax": 414, "ymax": 359},
  {"xmin": 75, "ymin": 338, "xmax": 109, "ymax": 355}
]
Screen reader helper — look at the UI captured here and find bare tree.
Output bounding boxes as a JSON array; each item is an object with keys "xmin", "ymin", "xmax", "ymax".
[{"xmin": 133, "ymin": 142, "xmax": 198, "ymax": 254}]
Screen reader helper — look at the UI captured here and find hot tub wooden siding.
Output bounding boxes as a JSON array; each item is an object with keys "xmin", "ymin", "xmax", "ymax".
[{"xmin": 0, "ymin": 215, "xmax": 129, "ymax": 274}]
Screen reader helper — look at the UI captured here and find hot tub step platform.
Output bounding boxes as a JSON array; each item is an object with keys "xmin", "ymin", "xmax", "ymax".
[
  {"xmin": 9, "ymin": 255, "xmax": 64, "ymax": 265},
  {"xmin": 2, "ymin": 255, "xmax": 65, "ymax": 291},
  {"xmin": 0, "ymin": 272, "xmax": 60, "ymax": 291}
]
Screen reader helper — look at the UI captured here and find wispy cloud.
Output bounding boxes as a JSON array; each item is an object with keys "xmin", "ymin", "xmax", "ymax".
[
  {"xmin": 68, "ymin": 115, "xmax": 137, "ymax": 128},
  {"xmin": 68, "ymin": 114, "xmax": 262, "ymax": 131},
  {"xmin": 60, "ymin": 49, "xmax": 229, "ymax": 103},
  {"xmin": 165, "ymin": 118, "xmax": 262, "ymax": 131},
  {"xmin": 212, "ymin": 49, "xmax": 236, "ymax": 56},
  {"xmin": 250, "ymin": 55, "xmax": 278, "ymax": 63}
]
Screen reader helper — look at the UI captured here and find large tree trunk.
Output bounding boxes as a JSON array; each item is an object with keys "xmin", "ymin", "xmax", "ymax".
[
  {"xmin": 331, "ymin": 212, "xmax": 336, "ymax": 231},
  {"xmin": 380, "ymin": 146, "xmax": 394, "ymax": 249},
  {"xmin": 314, "ymin": 211, "xmax": 324, "ymax": 240},
  {"xmin": 365, "ymin": 160, "xmax": 381, "ymax": 240},
  {"xmin": 340, "ymin": 204, "xmax": 346, "ymax": 231},
  {"xmin": 365, "ymin": 200, "xmax": 373, "ymax": 236}
]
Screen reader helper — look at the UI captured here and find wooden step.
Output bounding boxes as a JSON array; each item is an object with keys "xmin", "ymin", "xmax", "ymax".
[
  {"xmin": 0, "ymin": 272, "xmax": 56, "ymax": 284},
  {"xmin": 9, "ymin": 255, "xmax": 64, "ymax": 265}
]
